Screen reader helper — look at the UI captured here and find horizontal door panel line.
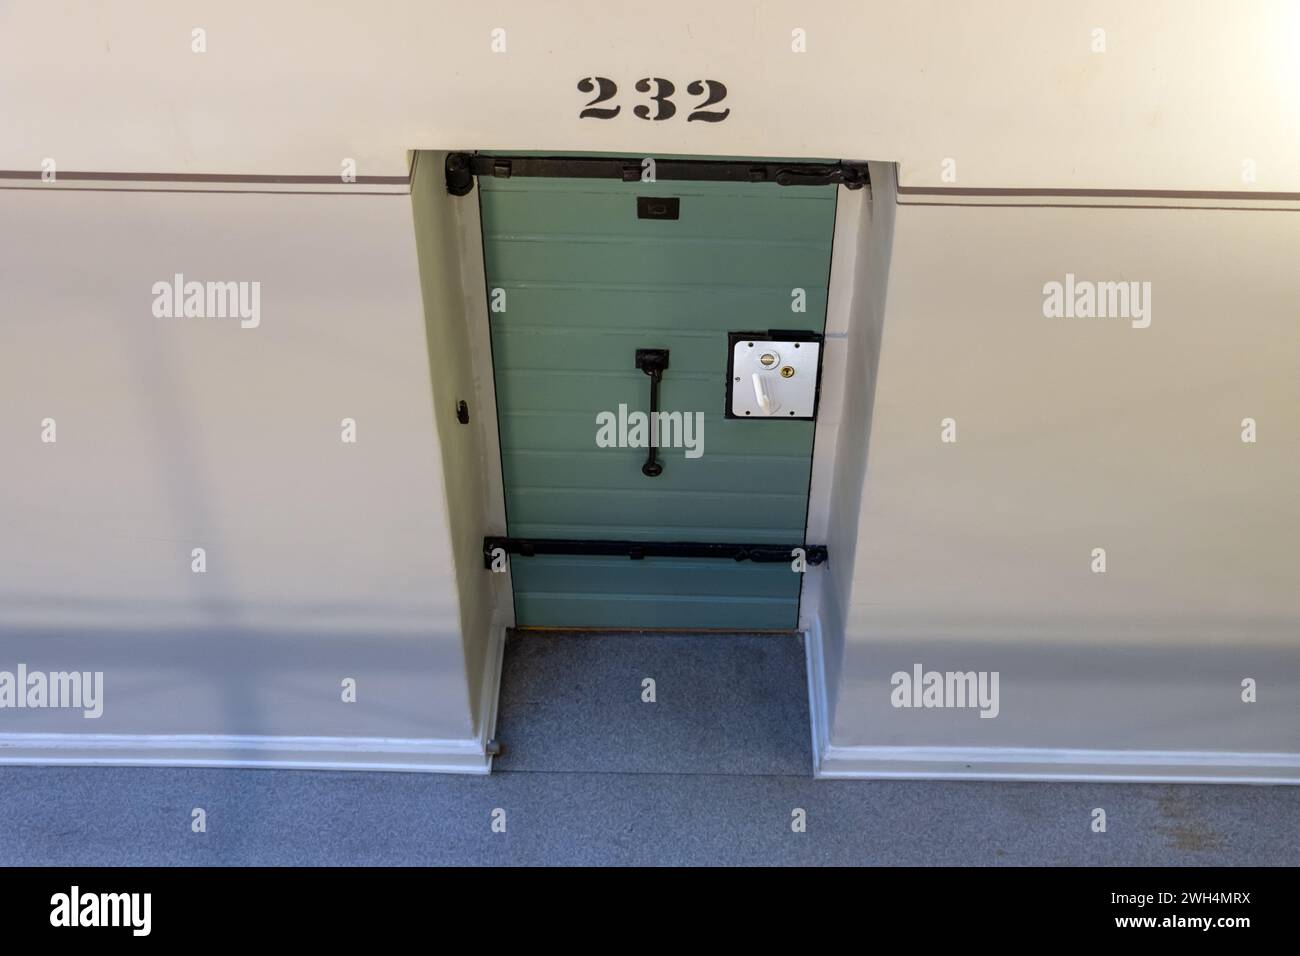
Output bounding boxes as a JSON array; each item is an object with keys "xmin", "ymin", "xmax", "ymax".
[
  {"xmin": 483, "ymin": 279, "xmax": 824, "ymax": 293},
  {"xmin": 514, "ymin": 592, "xmax": 799, "ymax": 606},
  {"xmin": 492, "ymin": 331, "xmax": 801, "ymax": 341},
  {"xmin": 499, "ymin": 451, "xmax": 813, "ymax": 462},
  {"xmin": 501, "ymin": 455, "xmax": 812, "ymax": 465},
  {"xmin": 499, "ymin": 453, "xmax": 813, "ymax": 463},
  {"xmin": 493, "ymin": 366, "xmax": 721, "ymax": 375},
  {"xmin": 499, "ymin": 409, "xmax": 806, "ymax": 418},
  {"xmin": 507, "ymin": 487, "xmax": 806, "ymax": 501},
  {"xmin": 493, "ymin": 327, "xmax": 739, "ymax": 337},
  {"xmin": 494, "ymin": 369, "xmax": 723, "ymax": 381},
  {"xmin": 492, "ymin": 326, "xmax": 817, "ymax": 336},
  {"xmin": 484, "ymin": 233, "xmax": 832, "ymax": 250},
  {"xmin": 507, "ymin": 524, "xmax": 807, "ymax": 540},
  {"xmin": 480, "ymin": 184, "xmax": 838, "ymax": 201},
  {"xmin": 499, "ymin": 415, "xmax": 817, "ymax": 427},
  {"xmin": 505, "ymin": 485, "xmax": 811, "ymax": 496},
  {"xmin": 503, "ymin": 449, "xmax": 811, "ymax": 462},
  {"xmin": 510, "ymin": 557, "xmax": 803, "ymax": 572}
]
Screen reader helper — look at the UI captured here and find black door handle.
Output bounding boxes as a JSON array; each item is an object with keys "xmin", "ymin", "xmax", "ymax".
[{"xmin": 634, "ymin": 348, "xmax": 669, "ymax": 477}]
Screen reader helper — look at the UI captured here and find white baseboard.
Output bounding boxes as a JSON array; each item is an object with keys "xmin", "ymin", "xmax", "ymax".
[
  {"xmin": 803, "ymin": 615, "xmax": 832, "ymax": 777},
  {"xmin": 817, "ymin": 744, "xmax": 1300, "ymax": 784},
  {"xmin": 0, "ymin": 732, "xmax": 490, "ymax": 773},
  {"xmin": 477, "ymin": 623, "xmax": 508, "ymax": 768},
  {"xmin": 0, "ymin": 628, "xmax": 509, "ymax": 776},
  {"xmin": 803, "ymin": 617, "xmax": 1300, "ymax": 785}
]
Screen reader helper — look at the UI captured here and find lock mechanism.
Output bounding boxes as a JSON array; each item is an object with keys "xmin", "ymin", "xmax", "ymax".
[{"xmin": 725, "ymin": 331, "xmax": 823, "ymax": 420}]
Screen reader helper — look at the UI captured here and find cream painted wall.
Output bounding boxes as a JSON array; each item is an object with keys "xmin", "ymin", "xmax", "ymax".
[
  {"xmin": 828, "ymin": 201, "xmax": 1300, "ymax": 773},
  {"xmin": 0, "ymin": 186, "xmax": 486, "ymax": 768},
  {"xmin": 409, "ymin": 152, "xmax": 512, "ymax": 737},
  {"xmin": 3, "ymin": 1, "xmax": 1300, "ymax": 192},
  {"xmin": 802, "ymin": 163, "xmax": 897, "ymax": 741}
]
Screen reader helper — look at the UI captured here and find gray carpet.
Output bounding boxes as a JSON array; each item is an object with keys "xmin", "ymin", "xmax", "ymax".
[
  {"xmin": 493, "ymin": 631, "xmax": 811, "ymax": 775},
  {"xmin": 1, "ymin": 631, "xmax": 1297, "ymax": 866}
]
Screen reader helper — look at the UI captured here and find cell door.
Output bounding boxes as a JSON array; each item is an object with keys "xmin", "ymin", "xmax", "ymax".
[{"xmin": 466, "ymin": 154, "xmax": 860, "ymax": 629}]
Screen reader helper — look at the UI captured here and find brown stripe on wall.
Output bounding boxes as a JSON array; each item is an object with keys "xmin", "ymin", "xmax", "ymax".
[
  {"xmin": 898, "ymin": 184, "xmax": 1300, "ymax": 202},
  {"xmin": 0, "ymin": 170, "xmax": 410, "ymax": 185}
]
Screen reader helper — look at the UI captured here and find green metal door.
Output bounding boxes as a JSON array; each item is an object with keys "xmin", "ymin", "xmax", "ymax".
[{"xmin": 480, "ymin": 162, "xmax": 836, "ymax": 629}]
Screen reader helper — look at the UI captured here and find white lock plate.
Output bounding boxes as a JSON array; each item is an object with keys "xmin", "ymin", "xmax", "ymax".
[{"xmin": 728, "ymin": 335, "xmax": 822, "ymax": 419}]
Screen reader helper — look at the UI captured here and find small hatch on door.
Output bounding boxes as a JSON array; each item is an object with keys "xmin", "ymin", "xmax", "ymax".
[{"xmin": 637, "ymin": 196, "xmax": 680, "ymax": 220}]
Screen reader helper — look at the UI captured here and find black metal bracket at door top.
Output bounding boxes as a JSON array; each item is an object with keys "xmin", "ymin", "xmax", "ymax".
[
  {"xmin": 446, "ymin": 152, "xmax": 869, "ymax": 196},
  {"xmin": 483, "ymin": 536, "xmax": 827, "ymax": 568}
]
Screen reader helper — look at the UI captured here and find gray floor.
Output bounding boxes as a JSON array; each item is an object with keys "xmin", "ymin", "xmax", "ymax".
[{"xmin": 1, "ymin": 631, "xmax": 1297, "ymax": 866}]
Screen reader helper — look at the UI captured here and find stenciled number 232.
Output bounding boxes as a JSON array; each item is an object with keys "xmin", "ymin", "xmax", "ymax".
[{"xmin": 577, "ymin": 77, "xmax": 729, "ymax": 122}]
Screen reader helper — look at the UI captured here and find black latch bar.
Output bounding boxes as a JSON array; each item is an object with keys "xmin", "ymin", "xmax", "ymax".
[
  {"xmin": 447, "ymin": 153, "xmax": 869, "ymax": 196},
  {"xmin": 483, "ymin": 536, "xmax": 827, "ymax": 568}
]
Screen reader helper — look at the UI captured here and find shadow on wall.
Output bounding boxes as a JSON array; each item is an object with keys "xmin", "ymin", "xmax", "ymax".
[{"xmin": 0, "ymin": 617, "xmax": 460, "ymax": 738}]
